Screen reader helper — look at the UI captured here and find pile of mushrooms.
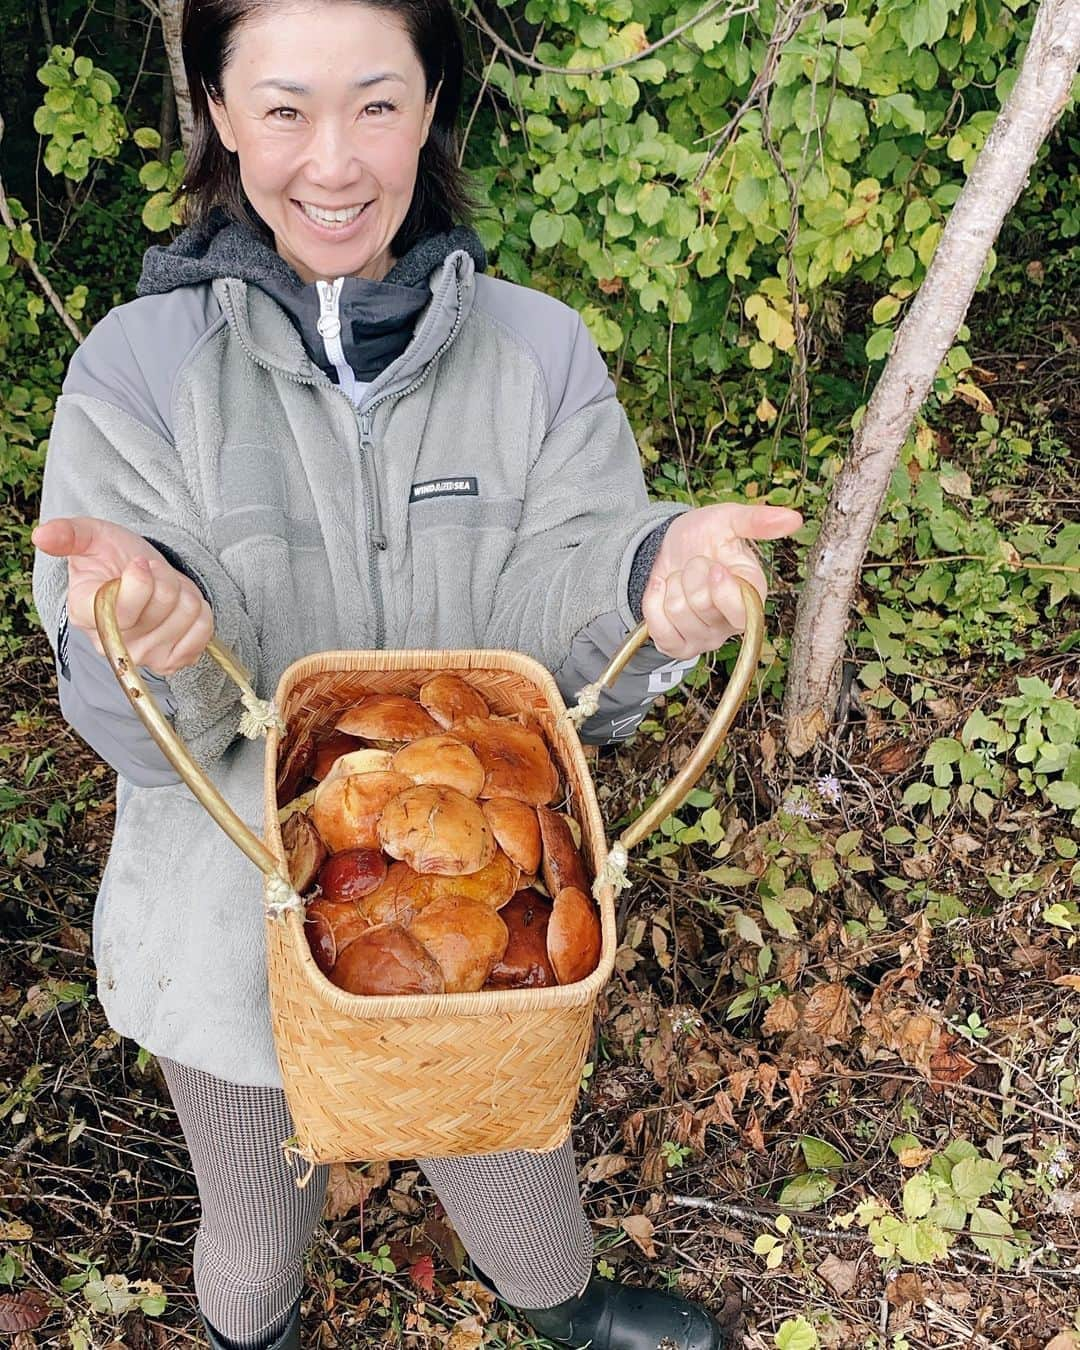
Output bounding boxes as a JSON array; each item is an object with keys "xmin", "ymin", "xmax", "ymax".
[{"xmin": 275, "ymin": 675, "xmax": 602, "ymax": 996}]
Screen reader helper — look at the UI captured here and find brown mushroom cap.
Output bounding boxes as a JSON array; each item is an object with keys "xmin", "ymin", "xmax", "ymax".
[
  {"xmin": 281, "ymin": 810, "xmax": 327, "ymax": 894},
  {"xmin": 391, "ymin": 735, "xmax": 485, "ymax": 798},
  {"xmin": 486, "ymin": 890, "xmax": 555, "ymax": 990},
  {"xmin": 408, "ymin": 896, "xmax": 509, "ymax": 993},
  {"xmin": 418, "ymin": 673, "xmax": 490, "ymax": 728},
  {"xmin": 312, "ymin": 770, "xmax": 413, "ymax": 853},
  {"xmin": 369, "ymin": 851, "xmax": 521, "ymax": 920},
  {"xmin": 453, "ymin": 716, "xmax": 559, "ymax": 806},
  {"xmin": 336, "ymin": 694, "xmax": 441, "ymax": 743},
  {"xmin": 304, "ymin": 897, "xmax": 371, "ymax": 975},
  {"xmin": 481, "ymin": 798, "xmax": 542, "ymax": 874},
  {"xmin": 277, "ymin": 732, "xmax": 315, "ymax": 805},
  {"xmin": 547, "ymin": 886, "xmax": 602, "ymax": 986},
  {"xmin": 322, "ymin": 748, "xmax": 395, "ymax": 785},
  {"xmin": 316, "ymin": 848, "xmax": 388, "ymax": 903},
  {"xmin": 378, "ymin": 784, "xmax": 496, "ymax": 876},
  {"xmin": 312, "ymin": 731, "xmax": 366, "ymax": 781},
  {"xmin": 537, "ymin": 806, "xmax": 591, "ymax": 897},
  {"xmin": 331, "ymin": 923, "xmax": 446, "ymax": 996}
]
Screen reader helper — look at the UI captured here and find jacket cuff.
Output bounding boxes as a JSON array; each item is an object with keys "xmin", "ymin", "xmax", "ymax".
[{"xmin": 627, "ymin": 518, "xmax": 677, "ymax": 622}]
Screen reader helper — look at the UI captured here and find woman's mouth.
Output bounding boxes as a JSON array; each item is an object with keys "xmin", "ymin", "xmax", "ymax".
[{"xmin": 293, "ymin": 199, "xmax": 373, "ymax": 236}]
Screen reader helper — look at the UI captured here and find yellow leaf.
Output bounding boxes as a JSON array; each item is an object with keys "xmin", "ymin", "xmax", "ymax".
[
  {"xmin": 756, "ymin": 395, "xmax": 778, "ymax": 423},
  {"xmin": 953, "ymin": 381, "xmax": 994, "ymax": 414}
]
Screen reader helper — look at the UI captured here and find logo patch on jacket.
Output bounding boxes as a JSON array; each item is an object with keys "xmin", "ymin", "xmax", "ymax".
[{"xmin": 409, "ymin": 477, "xmax": 479, "ymax": 503}]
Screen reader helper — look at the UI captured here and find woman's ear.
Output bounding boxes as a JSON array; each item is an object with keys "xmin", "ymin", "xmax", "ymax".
[
  {"xmin": 420, "ymin": 80, "xmax": 442, "ymax": 146},
  {"xmin": 205, "ymin": 86, "xmax": 239, "ymax": 153}
]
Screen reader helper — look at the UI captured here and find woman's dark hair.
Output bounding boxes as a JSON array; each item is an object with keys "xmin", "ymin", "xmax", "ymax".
[{"xmin": 179, "ymin": 0, "xmax": 472, "ymax": 253}]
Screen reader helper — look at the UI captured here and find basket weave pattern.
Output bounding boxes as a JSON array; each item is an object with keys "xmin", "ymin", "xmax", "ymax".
[{"xmin": 262, "ymin": 649, "xmax": 617, "ymax": 1164}]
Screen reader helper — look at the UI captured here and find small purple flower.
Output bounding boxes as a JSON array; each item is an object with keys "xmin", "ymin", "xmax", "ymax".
[
  {"xmin": 815, "ymin": 775, "xmax": 842, "ymax": 806},
  {"xmin": 782, "ymin": 794, "xmax": 816, "ymax": 821}
]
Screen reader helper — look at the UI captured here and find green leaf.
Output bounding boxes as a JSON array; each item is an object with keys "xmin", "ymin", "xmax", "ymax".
[
  {"xmin": 133, "ymin": 125, "xmax": 162, "ymax": 149},
  {"xmin": 734, "ymin": 911, "xmax": 765, "ymax": 946},
  {"xmin": 904, "ymin": 199, "xmax": 932, "ymax": 232},
  {"xmin": 73, "ymin": 55, "xmax": 93, "ymax": 78},
  {"xmin": 902, "ymin": 1172, "xmax": 936, "ymax": 1219},
  {"xmin": 865, "ymin": 327, "xmax": 893, "ymax": 361},
  {"xmin": 811, "ymin": 857, "xmax": 839, "ymax": 892},
  {"xmin": 748, "ymin": 341, "xmax": 773, "ymax": 369},
  {"xmin": 949, "ymin": 1157, "xmax": 1001, "ymax": 1203},
  {"xmin": 761, "ymin": 895, "xmax": 797, "ymax": 939},
  {"xmin": 141, "ymin": 190, "xmax": 176, "ymax": 232},
  {"xmin": 799, "ymin": 1136, "xmax": 845, "ymax": 1170},
  {"xmin": 705, "ymin": 865, "xmax": 756, "ymax": 885},
  {"xmin": 139, "ymin": 160, "xmax": 169, "ymax": 190},
  {"xmin": 779, "ymin": 1172, "xmax": 835, "ymax": 1211},
  {"xmin": 775, "ymin": 1316, "xmax": 819, "ymax": 1350},
  {"xmin": 530, "ymin": 211, "xmax": 563, "ymax": 248},
  {"xmin": 872, "ymin": 294, "xmax": 902, "ymax": 324},
  {"xmin": 969, "ymin": 1207, "xmax": 1020, "ymax": 1267}
]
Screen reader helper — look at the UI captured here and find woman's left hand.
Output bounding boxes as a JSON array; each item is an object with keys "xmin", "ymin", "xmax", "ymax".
[{"xmin": 642, "ymin": 504, "xmax": 804, "ymax": 660}]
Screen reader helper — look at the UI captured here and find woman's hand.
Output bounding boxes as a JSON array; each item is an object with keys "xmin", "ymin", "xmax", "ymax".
[
  {"xmin": 32, "ymin": 516, "xmax": 214, "ymax": 677},
  {"xmin": 642, "ymin": 504, "xmax": 803, "ymax": 660}
]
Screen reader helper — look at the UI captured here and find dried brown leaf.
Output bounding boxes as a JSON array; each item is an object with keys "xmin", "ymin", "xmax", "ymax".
[
  {"xmin": 867, "ymin": 741, "xmax": 921, "ymax": 775},
  {"xmin": 620, "ymin": 1213, "xmax": 657, "ymax": 1259},
  {"xmin": 742, "ymin": 1107, "xmax": 766, "ymax": 1154},
  {"xmin": 1053, "ymin": 975, "xmax": 1080, "ymax": 991},
  {"xmin": 444, "ymin": 1313, "xmax": 486, "ymax": 1350},
  {"xmin": 582, "ymin": 1153, "xmax": 629, "ymax": 1183},
  {"xmin": 322, "ymin": 1160, "xmax": 391, "ymax": 1220},
  {"xmin": 762, "ymin": 994, "xmax": 801, "ymax": 1036},
  {"xmin": 0, "ymin": 1290, "xmax": 51, "ymax": 1334},
  {"xmin": 887, "ymin": 1271, "xmax": 925, "ymax": 1307},
  {"xmin": 928, "ymin": 1033, "xmax": 976, "ymax": 1088},
  {"xmin": 802, "ymin": 983, "xmax": 854, "ymax": 1045},
  {"xmin": 817, "ymin": 1253, "xmax": 858, "ymax": 1296}
]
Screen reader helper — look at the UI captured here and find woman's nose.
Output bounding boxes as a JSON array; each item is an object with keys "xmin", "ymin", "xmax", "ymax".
[{"xmin": 304, "ymin": 120, "xmax": 362, "ymax": 193}]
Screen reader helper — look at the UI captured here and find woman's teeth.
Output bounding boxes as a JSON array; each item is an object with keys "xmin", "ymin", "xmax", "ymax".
[{"xmin": 300, "ymin": 201, "xmax": 367, "ymax": 226}]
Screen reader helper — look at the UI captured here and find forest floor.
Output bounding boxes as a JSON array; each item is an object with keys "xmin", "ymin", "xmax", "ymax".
[{"xmin": 1, "ymin": 282, "xmax": 1078, "ymax": 1350}]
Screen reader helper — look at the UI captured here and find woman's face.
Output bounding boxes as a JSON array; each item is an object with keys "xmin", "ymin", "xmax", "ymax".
[{"xmin": 207, "ymin": 2, "xmax": 438, "ymax": 283}]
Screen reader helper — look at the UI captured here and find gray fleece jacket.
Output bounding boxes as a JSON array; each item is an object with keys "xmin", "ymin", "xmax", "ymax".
[{"xmin": 32, "ymin": 214, "xmax": 695, "ymax": 1086}]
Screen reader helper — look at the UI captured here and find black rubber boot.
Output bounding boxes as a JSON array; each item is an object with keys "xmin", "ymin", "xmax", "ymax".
[
  {"xmin": 200, "ymin": 1299, "xmax": 301, "ymax": 1350},
  {"xmin": 470, "ymin": 1263, "xmax": 730, "ymax": 1350}
]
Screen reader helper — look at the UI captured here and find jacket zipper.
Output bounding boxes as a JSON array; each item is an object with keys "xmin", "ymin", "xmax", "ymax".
[{"xmin": 220, "ymin": 278, "xmax": 467, "ymax": 650}]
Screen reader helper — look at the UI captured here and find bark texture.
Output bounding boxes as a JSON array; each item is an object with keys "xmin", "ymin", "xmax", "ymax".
[
  {"xmin": 782, "ymin": 0, "xmax": 1080, "ymax": 756},
  {"xmin": 158, "ymin": 0, "xmax": 192, "ymax": 153}
]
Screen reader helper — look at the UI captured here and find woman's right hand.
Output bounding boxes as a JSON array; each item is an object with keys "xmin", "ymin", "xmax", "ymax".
[{"xmin": 32, "ymin": 516, "xmax": 214, "ymax": 677}]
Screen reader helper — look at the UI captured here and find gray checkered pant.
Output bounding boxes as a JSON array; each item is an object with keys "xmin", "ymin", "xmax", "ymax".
[{"xmin": 158, "ymin": 1058, "xmax": 593, "ymax": 1348}]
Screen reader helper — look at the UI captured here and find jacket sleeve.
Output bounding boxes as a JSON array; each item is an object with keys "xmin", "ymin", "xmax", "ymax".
[
  {"xmin": 32, "ymin": 311, "xmax": 262, "ymax": 775},
  {"xmin": 480, "ymin": 315, "xmax": 696, "ymax": 744}
]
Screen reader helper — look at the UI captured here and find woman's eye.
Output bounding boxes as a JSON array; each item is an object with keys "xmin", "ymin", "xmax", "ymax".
[
  {"xmin": 363, "ymin": 101, "xmax": 396, "ymax": 117},
  {"xmin": 268, "ymin": 106, "xmax": 301, "ymax": 122}
]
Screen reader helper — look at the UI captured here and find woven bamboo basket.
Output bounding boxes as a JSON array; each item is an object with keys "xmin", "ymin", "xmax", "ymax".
[{"xmin": 94, "ymin": 580, "xmax": 764, "ymax": 1165}]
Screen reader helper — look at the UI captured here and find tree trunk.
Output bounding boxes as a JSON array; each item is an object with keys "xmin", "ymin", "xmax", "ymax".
[
  {"xmin": 158, "ymin": 65, "xmax": 178, "ymax": 158},
  {"xmin": 782, "ymin": 0, "xmax": 1080, "ymax": 757},
  {"xmin": 158, "ymin": 0, "xmax": 193, "ymax": 154}
]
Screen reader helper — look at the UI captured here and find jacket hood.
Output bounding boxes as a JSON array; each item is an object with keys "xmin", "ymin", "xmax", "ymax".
[
  {"xmin": 137, "ymin": 207, "xmax": 486, "ymax": 297},
  {"xmin": 137, "ymin": 207, "xmax": 486, "ymax": 388}
]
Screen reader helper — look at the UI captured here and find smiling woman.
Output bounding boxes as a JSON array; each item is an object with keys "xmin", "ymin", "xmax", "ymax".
[{"xmin": 181, "ymin": 0, "xmax": 471, "ymax": 281}]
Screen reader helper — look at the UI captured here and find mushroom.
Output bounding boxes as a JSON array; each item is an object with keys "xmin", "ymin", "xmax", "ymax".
[
  {"xmin": 547, "ymin": 886, "xmax": 602, "ymax": 986},
  {"xmin": 336, "ymin": 694, "xmax": 441, "ymax": 743},
  {"xmin": 321, "ymin": 748, "xmax": 395, "ymax": 785},
  {"xmin": 378, "ymin": 784, "xmax": 496, "ymax": 876},
  {"xmin": 391, "ymin": 734, "xmax": 485, "ymax": 798},
  {"xmin": 311, "ymin": 770, "xmax": 413, "ymax": 853},
  {"xmin": 278, "ymin": 788, "xmax": 317, "ymax": 825},
  {"xmin": 304, "ymin": 897, "xmax": 371, "ymax": 975},
  {"xmin": 481, "ymin": 798, "xmax": 542, "ymax": 874},
  {"xmin": 453, "ymin": 716, "xmax": 559, "ymax": 806},
  {"xmin": 418, "ymin": 673, "xmax": 490, "ymax": 728},
  {"xmin": 276, "ymin": 732, "xmax": 315, "ymax": 805},
  {"xmin": 537, "ymin": 806, "xmax": 590, "ymax": 896},
  {"xmin": 331, "ymin": 923, "xmax": 446, "ymax": 996},
  {"xmin": 281, "ymin": 810, "xmax": 327, "ymax": 894},
  {"xmin": 486, "ymin": 890, "xmax": 555, "ymax": 990},
  {"xmin": 408, "ymin": 896, "xmax": 509, "ymax": 993},
  {"xmin": 312, "ymin": 731, "xmax": 366, "ymax": 781},
  {"xmin": 316, "ymin": 847, "xmax": 388, "ymax": 903},
  {"xmin": 370, "ymin": 851, "xmax": 521, "ymax": 921}
]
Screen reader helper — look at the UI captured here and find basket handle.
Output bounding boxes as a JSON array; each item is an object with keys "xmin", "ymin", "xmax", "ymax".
[
  {"xmin": 563, "ymin": 579, "xmax": 765, "ymax": 896},
  {"xmin": 92, "ymin": 578, "xmax": 301, "ymax": 917}
]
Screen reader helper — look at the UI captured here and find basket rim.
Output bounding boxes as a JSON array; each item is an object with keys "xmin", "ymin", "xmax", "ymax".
[{"xmin": 264, "ymin": 646, "xmax": 618, "ymax": 1018}]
